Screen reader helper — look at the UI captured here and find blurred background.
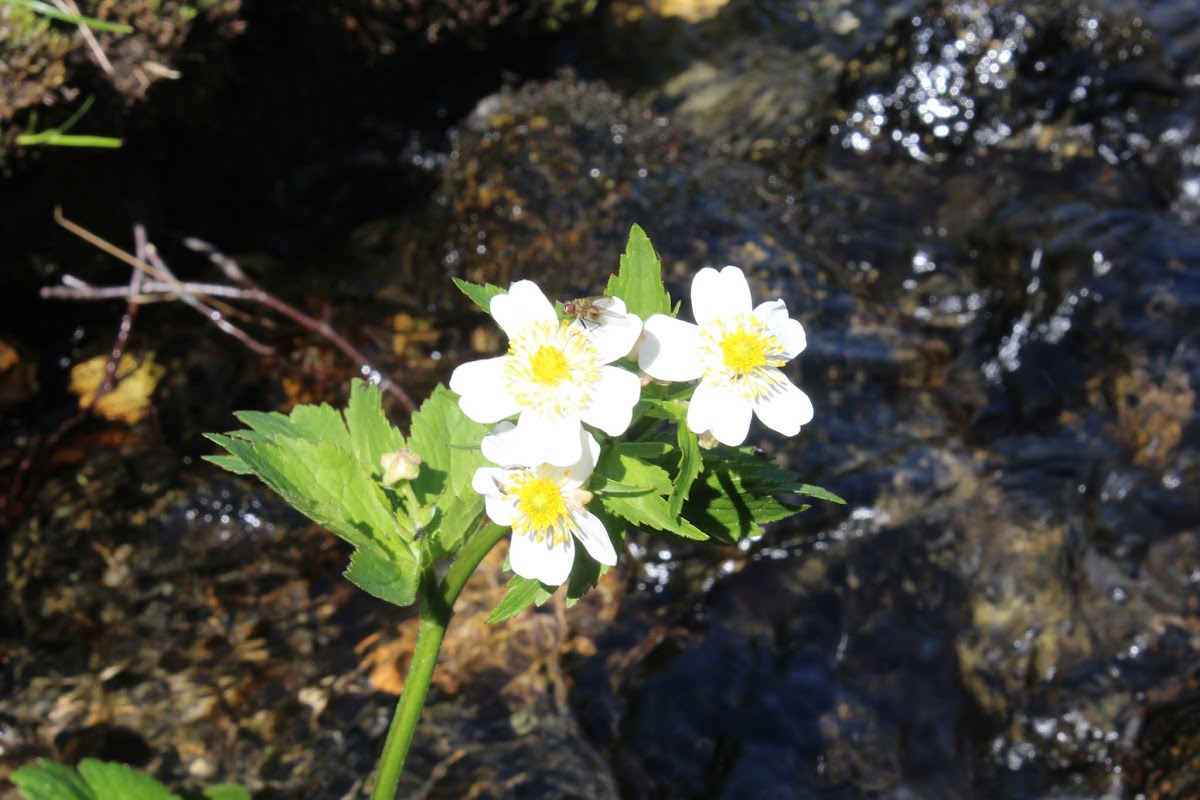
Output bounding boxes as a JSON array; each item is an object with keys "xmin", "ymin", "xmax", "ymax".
[{"xmin": 1, "ymin": 0, "xmax": 1198, "ymax": 797}]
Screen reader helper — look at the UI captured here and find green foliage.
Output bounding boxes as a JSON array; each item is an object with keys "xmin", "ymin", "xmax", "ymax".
[
  {"xmin": 669, "ymin": 424, "xmax": 702, "ymax": 518},
  {"xmin": 10, "ymin": 758, "xmax": 250, "ymax": 800},
  {"xmin": 452, "ymin": 278, "xmax": 506, "ymax": 315},
  {"xmin": 206, "ymin": 381, "xmax": 419, "ymax": 606},
  {"xmin": 682, "ymin": 448, "xmax": 845, "ymax": 542},
  {"xmin": 2, "ymin": 0, "xmax": 134, "ymax": 33},
  {"xmin": 205, "ymin": 381, "xmax": 496, "ymax": 607},
  {"xmin": 606, "ymin": 224, "xmax": 673, "ymax": 319},
  {"xmin": 487, "ymin": 574, "xmax": 553, "ymax": 623},
  {"xmin": 593, "ymin": 448, "xmax": 708, "ymax": 541},
  {"xmin": 16, "ymin": 96, "xmax": 122, "ymax": 149}
]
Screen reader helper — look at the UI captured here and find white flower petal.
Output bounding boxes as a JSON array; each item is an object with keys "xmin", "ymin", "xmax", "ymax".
[
  {"xmin": 472, "ymin": 468, "xmax": 517, "ymax": 525},
  {"xmin": 563, "ymin": 431, "xmax": 600, "ymax": 489},
  {"xmin": 451, "ymin": 357, "xmax": 520, "ymax": 423},
  {"xmin": 638, "ymin": 315, "xmax": 703, "ymax": 381},
  {"xmin": 692, "ymin": 266, "xmax": 752, "ymax": 327},
  {"xmin": 484, "ymin": 496, "xmax": 517, "ymax": 526},
  {"xmin": 585, "ymin": 298, "xmax": 644, "ymax": 363},
  {"xmin": 480, "ymin": 421, "xmax": 526, "ymax": 466},
  {"xmin": 753, "ymin": 377, "xmax": 814, "ymax": 437},
  {"xmin": 581, "ymin": 366, "xmax": 641, "ymax": 436},
  {"xmin": 572, "ymin": 510, "xmax": 617, "ymax": 566},
  {"xmin": 510, "ymin": 530, "xmax": 575, "ymax": 586},
  {"xmin": 491, "ymin": 280, "xmax": 557, "ymax": 336},
  {"xmin": 689, "ymin": 379, "xmax": 752, "ymax": 446},
  {"xmin": 515, "ymin": 411, "xmax": 583, "ymax": 467},
  {"xmin": 754, "ymin": 299, "xmax": 807, "ymax": 359}
]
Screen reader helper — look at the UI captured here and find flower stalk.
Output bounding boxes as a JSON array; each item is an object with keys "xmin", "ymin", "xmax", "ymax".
[{"xmin": 369, "ymin": 522, "xmax": 509, "ymax": 800}]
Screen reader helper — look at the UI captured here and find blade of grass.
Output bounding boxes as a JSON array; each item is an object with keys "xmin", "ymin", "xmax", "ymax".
[{"xmin": 1, "ymin": 0, "xmax": 133, "ymax": 33}]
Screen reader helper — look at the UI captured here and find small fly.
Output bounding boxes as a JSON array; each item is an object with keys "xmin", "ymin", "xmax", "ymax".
[{"xmin": 563, "ymin": 296, "xmax": 624, "ymax": 331}]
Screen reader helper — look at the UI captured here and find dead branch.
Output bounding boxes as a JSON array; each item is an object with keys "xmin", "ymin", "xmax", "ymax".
[{"xmin": 45, "ymin": 209, "xmax": 418, "ymax": 412}]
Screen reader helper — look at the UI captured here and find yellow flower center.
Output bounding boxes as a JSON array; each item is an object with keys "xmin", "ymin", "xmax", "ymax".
[
  {"xmin": 720, "ymin": 329, "xmax": 769, "ymax": 375},
  {"xmin": 505, "ymin": 320, "xmax": 602, "ymax": 416},
  {"xmin": 530, "ymin": 345, "xmax": 570, "ymax": 385},
  {"xmin": 516, "ymin": 476, "xmax": 568, "ymax": 531},
  {"xmin": 697, "ymin": 313, "xmax": 790, "ymax": 400}
]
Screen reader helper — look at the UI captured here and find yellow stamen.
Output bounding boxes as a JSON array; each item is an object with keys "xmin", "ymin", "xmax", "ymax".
[
  {"xmin": 516, "ymin": 476, "xmax": 568, "ymax": 533},
  {"xmin": 720, "ymin": 328, "xmax": 769, "ymax": 375},
  {"xmin": 530, "ymin": 345, "xmax": 570, "ymax": 385}
]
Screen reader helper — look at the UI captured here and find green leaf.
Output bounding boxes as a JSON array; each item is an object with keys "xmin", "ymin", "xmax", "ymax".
[
  {"xmin": 200, "ymin": 786, "xmax": 252, "ymax": 800},
  {"xmin": 668, "ymin": 424, "xmax": 703, "ymax": 518},
  {"xmin": 201, "ymin": 454, "xmax": 252, "ymax": 475},
  {"xmin": 452, "ymin": 278, "xmax": 507, "ymax": 315},
  {"xmin": 679, "ymin": 449, "xmax": 841, "ymax": 542},
  {"xmin": 344, "ymin": 545, "xmax": 419, "ymax": 606},
  {"xmin": 487, "ymin": 574, "xmax": 554, "ymax": 623},
  {"xmin": 345, "ymin": 379, "xmax": 406, "ymax": 471},
  {"xmin": 408, "ymin": 385, "xmax": 491, "ymax": 503},
  {"xmin": 206, "ymin": 420, "xmax": 419, "ymax": 606},
  {"xmin": 7, "ymin": 1, "xmax": 133, "ymax": 32},
  {"xmin": 594, "ymin": 450, "xmax": 707, "ymax": 540},
  {"xmin": 288, "ymin": 403, "xmax": 353, "ymax": 451},
  {"xmin": 421, "ymin": 492, "xmax": 486, "ymax": 562},
  {"xmin": 617, "ymin": 441, "xmax": 673, "ymax": 460},
  {"xmin": 792, "ymin": 483, "xmax": 846, "ymax": 504},
  {"xmin": 11, "ymin": 759, "xmax": 95, "ymax": 800},
  {"xmin": 606, "ymin": 224, "xmax": 673, "ymax": 320},
  {"xmin": 229, "ymin": 409, "xmax": 298, "ymax": 441},
  {"xmin": 77, "ymin": 759, "xmax": 180, "ymax": 800}
]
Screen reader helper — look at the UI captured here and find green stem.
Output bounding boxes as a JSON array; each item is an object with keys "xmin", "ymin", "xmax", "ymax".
[{"xmin": 369, "ymin": 523, "xmax": 509, "ymax": 800}]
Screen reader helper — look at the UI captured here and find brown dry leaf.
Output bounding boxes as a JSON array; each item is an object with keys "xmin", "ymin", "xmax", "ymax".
[
  {"xmin": 0, "ymin": 339, "xmax": 38, "ymax": 408},
  {"xmin": 68, "ymin": 352, "xmax": 166, "ymax": 424}
]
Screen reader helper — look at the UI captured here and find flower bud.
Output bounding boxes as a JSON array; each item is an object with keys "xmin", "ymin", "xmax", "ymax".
[{"xmin": 380, "ymin": 449, "xmax": 421, "ymax": 484}]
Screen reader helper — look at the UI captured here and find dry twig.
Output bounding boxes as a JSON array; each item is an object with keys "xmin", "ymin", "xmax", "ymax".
[{"xmin": 44, "ymin": 208, "xmax": 418, "ymax": 412}]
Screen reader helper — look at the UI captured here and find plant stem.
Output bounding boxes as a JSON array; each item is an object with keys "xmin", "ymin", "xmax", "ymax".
[{"xmin": 369, "ymin": 523, "xmax": 508, "ymax": 800}]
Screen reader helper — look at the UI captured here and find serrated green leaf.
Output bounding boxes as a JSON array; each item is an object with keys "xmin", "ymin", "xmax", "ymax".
[
  {"xmin": 10, "ymin": 759, "xmax": 95, "ymax": 800},
  {"xmin": 288, "ymin": 403, "xmax": 352, "ymax": 451},
  {"xmin": 201, "ymin": 453, "xmax": 253, "ymax": 475},
  {"xmin": 345, "ymin": 379, "xmax": 406, "ymax": 471},
  {"xmin": 200, "ymin": 785, "xmax": 252, "ymax": 800},
  {"xmin": 344, "ymin": 546, "xmax": 418, "ymax": 606},
  {"xmin": 453, "ymin": 278, "xmax": 507, "ymax": 314},
  {"xmin": 409, "ymin": 385, "xmax": 491, "ymax": 503},
  {"xmin": 669, "ymin": 424, "xmax": 703, "ymax": 518},
  {"xmin": 594, "ymin": 449, "xmax": 673, "ymax": 495},
  {"xmin": 207, "ymin": 431, "xmax": 418, "ymax": 605},
  {"xmin": 595, "ymin": 449, "xmax": 706, "ymax": 540},
  {"xmin": 589, "ymin": 477, "xmax": 655, "ymax": 497},
  {"xmin": 606, "ymin": 224, "xmax": 672, "ymax": 320},
  {"xmin": 617, "ymin": 441, "xmax": 673, "ymax": 460},
  {"xmin": 77, "ymin": 759, "xmax": 180, "ymax": 800},
  {"xmin": 792, "ymin": 484, "xmax": 846, "ymax": 504},
  {"xmin": 679, "ymin": 450, "xmax": 828, "ymax": 541},
  {"xmin": 421, "ymin": 492, "xmax": 486, "ymax": 562},
  {"xmin": 230, "ymin": 409, "xmax": 297, "ymax": 441},
  {"xmin": 487, "ymin": 574, "xmax": 553, "ymax": 623}
]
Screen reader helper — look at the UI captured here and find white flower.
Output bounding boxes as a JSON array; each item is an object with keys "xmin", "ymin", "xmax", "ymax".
[
  {"xmin": 638, "ymin": 265, "xmax": 814, "ymax": 446},
  {"xmin": 472, "ymin": 423, "xmax": 617, "ymax": 586},
  {"xmin": 450, "ymin": 280, "xmax": 642, "ymax": 467}
]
